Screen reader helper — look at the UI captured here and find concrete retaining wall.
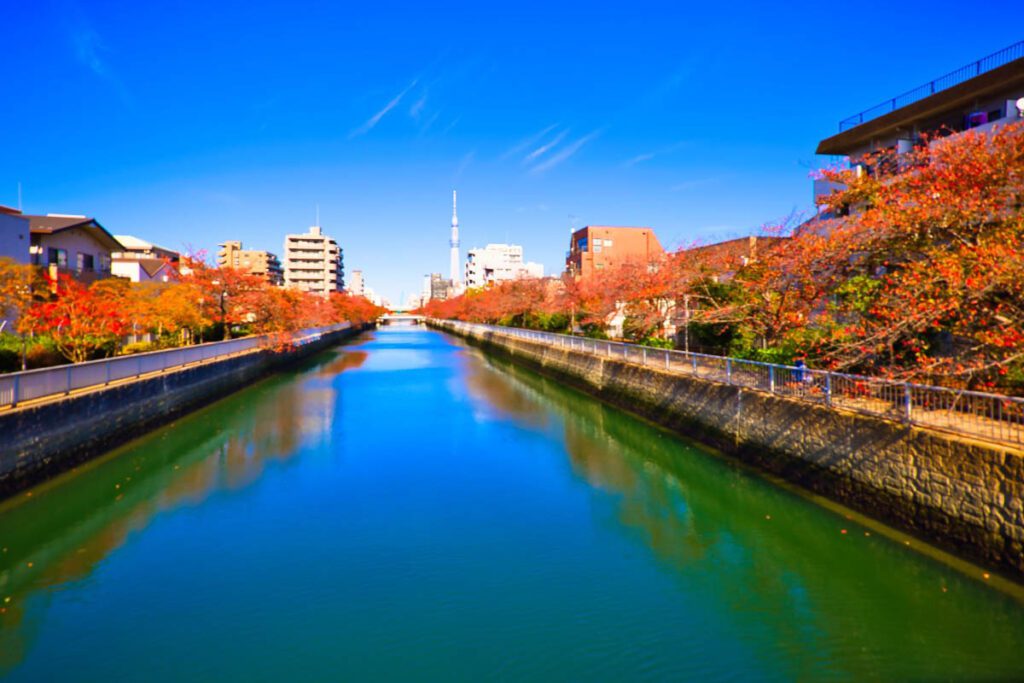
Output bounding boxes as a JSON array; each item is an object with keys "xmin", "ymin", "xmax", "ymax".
[
  {"xmin": 436, "ymin": 322, "xmax": 1024, "ymax": 580},
  {"xmin": 0, "ymin": 325, "xmax": 367, "ymax": 498}
]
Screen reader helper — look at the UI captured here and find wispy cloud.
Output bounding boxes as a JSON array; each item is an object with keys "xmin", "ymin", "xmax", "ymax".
[
  {"xmin": 454, "ymin": 150, "xmax": 476, "ymax": 179},
  {"xmin": 530, "ymin": 129, "xmax": 603, "ymax": 174},
  {"xmin": 623, "ymin": 152, "xmax": 656, "ymax": 167},
  {"xmin": 622, "ymin": 140, "xmax": 690, "ymax": 167},
  {"xmin": 409, "ymin": 91, "xmax": 427, "ymax": 119},
  {"xmin": 500, "ymin": 124, "xmax": 558, "ymax": 161},
  {"xmin": 69, "ymin": 10, "xmax": 132, "ymax": 106},
  {"xmin": 349, "ymin": 78, "xmax": 419, "ymax": 138},
  {"xmin": 523, "ymin": 129, "xmax": 568, "ymax": 164},
  {"xmin": 438, "ymin": 116, "xmax": 461, "ymax": 136}
]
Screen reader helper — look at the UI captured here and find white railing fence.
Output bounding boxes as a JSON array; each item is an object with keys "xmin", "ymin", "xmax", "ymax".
[
  {"xmin": 435, "ymin": 319, "xmax": 1024, "ymax": 447},
  {"xmin": 0, "ymin": 323, "xmax": 351, "ymax": 409}
]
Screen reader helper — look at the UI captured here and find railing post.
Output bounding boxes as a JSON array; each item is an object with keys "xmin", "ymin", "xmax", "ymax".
[
  {"xmin": 642, "ymin": 347, "xmax": 647, "ymax": 366},
  {"xmin": 769, "ymin": 366, "xmax": 775, "ymax": 393},
  {"xmin": 825, "ymin": 372, "xmax": 832, "ymax": 406},
  {"xmin": 665, "ymin": 350, "xmax": 669, "ymax": 370},
  {"xmin": 105, "ymin": 361, "xmax": 111, "ymax": 385},
  {"xmin": 691, "ymin": 355, "xmax": 697, "ymax": 374},
  {"xmin": 904, "ymin": 383, "xmax": 913, "ymax": 423},
  {"xmin": 12, "ymin": 374, "xmax": 20, "ymax": 407},
  {"xmin": 726, "ymin": 358, "xmax": 732, "ymax": 384},
  {"xmin": 66, "ymin": 365, "xmax": 72, "ymax": 395}
]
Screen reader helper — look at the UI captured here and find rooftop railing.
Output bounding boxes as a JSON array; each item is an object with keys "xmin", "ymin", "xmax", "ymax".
[
  {"xmin": 435, "ymin": 320, "xmax": 1024, "ymax": 448},
  {"xmin": 0, "ymin": 323, "xmax": 350, "ymax": 410},
  {"xmin": 838, "ymin": 40, "xmax": 1024, "ymax": 132}
]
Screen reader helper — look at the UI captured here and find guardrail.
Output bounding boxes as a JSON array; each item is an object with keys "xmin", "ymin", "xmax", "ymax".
[
  {"xmin": 0, "ymin": 323, "xmax": 351, "ymax": 409},
  {"xmin": 435, "ymin": 319, "xmax": 1024, "ymax": 447},
  {"xmin": 838, "ymin": 40, "xmax": 1024, "ymax": 132}
]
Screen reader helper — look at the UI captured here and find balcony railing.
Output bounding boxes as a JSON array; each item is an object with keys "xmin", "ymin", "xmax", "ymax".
[
  {"xmin": 434, "ymin": 320, "xmax": 1024, "ymax": 448},
  {"xmin": 838, "ymin": 40, "xmax": 1024, "ymax": 132}
]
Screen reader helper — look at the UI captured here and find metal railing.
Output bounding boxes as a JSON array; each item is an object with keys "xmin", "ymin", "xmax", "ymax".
[
  {"xmin": 0, "ymin": 323, "xmax": 351, "ymax": 409},
  {"xmin": 436, "ymin": 320, "xmax": 1024, "ymax": 447},
  {"xmin": 838, "ymin": 40, "xmax": 1024, "ymax": 132}
]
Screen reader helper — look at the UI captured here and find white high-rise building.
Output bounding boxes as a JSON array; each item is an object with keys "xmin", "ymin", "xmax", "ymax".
[
  {"xmin": 283, "ymin": 225, "xmax": 344, "ymax": 296},
  {"xmin": 449, "ymin": 190, "xmax": 460, "ymax": 288},
  {"xmin": 348, "ymin": 269, "xmax": 365, "ymax": 297},
  {"xmin": 464, "ymin": 243, "xmax": 544, "ymax": 289}
]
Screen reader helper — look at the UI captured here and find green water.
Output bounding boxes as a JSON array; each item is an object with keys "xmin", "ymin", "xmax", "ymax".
[{"xmin": 0, "ymin": 326, "xmax": 1022, "ymax": 681}]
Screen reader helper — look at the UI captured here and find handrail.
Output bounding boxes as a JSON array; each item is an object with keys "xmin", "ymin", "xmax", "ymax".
[
  {"xmin": 0, "ymin": 323, "xmax": 351, "ymax": 409},
  {"xmin": 434, "ymin": 319, "xmax": 1024, "ymax": 448},
  {"xmin": 837, "ymin": 40, "xmax": 1024, "ymax": 132}
]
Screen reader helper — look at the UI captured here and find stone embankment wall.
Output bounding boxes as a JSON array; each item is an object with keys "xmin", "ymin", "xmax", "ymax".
[
  {"xmin": 0, "ymin": 325, "xmax": 368, "ymax": 498},
  {"xmin": 435, "ymin": 321, "xmax": 1024, "ymax": 580}
]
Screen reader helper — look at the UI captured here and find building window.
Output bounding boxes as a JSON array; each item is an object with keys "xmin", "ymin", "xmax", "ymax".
[
  {"xmin": 604, "ymin": 240, "xmax": 613, "ymax": 248},
  {"xmin": 577, "ymin": 237, "xmax": 588, "ymax": 252},
  {"xmin": 77, "ymin": 253, "xmax": 95, "ymax": 272},
  {"xmin": 48, "ymin": 248, "xmax": 68, "ymax": 268}
]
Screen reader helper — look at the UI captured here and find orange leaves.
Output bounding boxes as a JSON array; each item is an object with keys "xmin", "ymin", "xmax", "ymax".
[{"xmin": 25, "ymin": 274, "xmax": 128, "ymax": 363}]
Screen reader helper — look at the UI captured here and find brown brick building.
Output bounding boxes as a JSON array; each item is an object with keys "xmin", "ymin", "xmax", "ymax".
[{"xmin": 565, "ymin": 226, "xmax": 664, "ymax": 279}]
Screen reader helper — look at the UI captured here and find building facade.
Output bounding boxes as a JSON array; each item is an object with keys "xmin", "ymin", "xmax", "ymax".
[
  {"xmin": 348, "ymin": 269, "xmax": 365, "ymax": 297},
  {"xmin": 464, "ymin": 243, "xmax": 544, "ymax": 289},
  {"xmin": 0, "ymin": 206, "xmax": 30, "ymax": 263},
  {"xmin": 565, "ymin": 225, "xmax": 664, "ymax": 279},
  {"xmin": 283, "ymin": 226, "xmax": 343, "ymax": 295},
  {"xmin": 20, "ymin": 213, "xmax": 123, "ymax": 283},
  {"xmin": 429, "ymin": 273, "xmax": 452, "ymax": 301},
  {"xmin": 815, "ymin": 40, "xmax": 1024, "ymax": 205},
  {"xmin": 218, "ymin": 240, "xmax": 284, "ymax": 285}
]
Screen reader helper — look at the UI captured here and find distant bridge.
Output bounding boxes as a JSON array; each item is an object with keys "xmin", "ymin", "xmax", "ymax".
[{"xmin": 379, "ymin": 313, "xmax": 425, "ymax": 325}]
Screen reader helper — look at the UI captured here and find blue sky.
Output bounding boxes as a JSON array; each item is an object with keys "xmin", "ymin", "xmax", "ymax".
[{"xmin": 2, "ymin": 1, "xmax": 1021, "ymax": 303}]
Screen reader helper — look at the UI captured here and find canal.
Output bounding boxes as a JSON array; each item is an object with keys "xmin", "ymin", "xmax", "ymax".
[{"xmin": 1, "ymin": 326, "xmax": 1023, "ymax": 681}]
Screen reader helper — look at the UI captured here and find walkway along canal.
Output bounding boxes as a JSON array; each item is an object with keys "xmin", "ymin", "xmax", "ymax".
[{"xmin": 1, "ymin": 326, "xmax": 1022, "ymax": 680}]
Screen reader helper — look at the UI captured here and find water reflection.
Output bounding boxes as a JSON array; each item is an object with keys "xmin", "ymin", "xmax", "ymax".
[
  {"xmin": 0, "ymin": 346, "xmax": 366, "ymax": 673},
  {"xmin": 462, "ymin": 351, "xmax": 1024, "ymax": 680}
]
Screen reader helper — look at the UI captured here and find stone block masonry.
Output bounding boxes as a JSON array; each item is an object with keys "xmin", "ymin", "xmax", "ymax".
[
  {"xmin": 434, "ymin": 321, "xmax": 1024, "ymax": 581},
  {"xmin": 0, "ymin": 325, "xmax": 368, "ymax": 498}
]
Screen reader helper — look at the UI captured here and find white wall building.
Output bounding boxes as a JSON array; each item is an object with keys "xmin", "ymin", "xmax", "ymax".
[
  {"xmin": 464, "ymin": 243, "xmax": 544, "ymax": 289},
  {"xmin": 283, "ymin": 225, "xmax": 344, "ymax": 296},
  {"xmin": 348, "ymin": 269, "xmax": 364, "ymax": 297},
  {"xmin": 0, "ymin": 207, "xmax": 30, "ymax": 263}
]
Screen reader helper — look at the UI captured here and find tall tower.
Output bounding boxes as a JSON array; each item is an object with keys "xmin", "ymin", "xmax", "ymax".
[{"xmin": 449, "ymin": 190, "xmax": 460, "ymax": 286}]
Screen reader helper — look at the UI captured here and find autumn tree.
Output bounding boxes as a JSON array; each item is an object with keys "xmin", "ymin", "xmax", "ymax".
[
  {"xmin": 810, "ymin": 120, "xmax": 1024, "ymax": 385},
  {"xmin": 26, "ymin": 274, "xmax": 127, "ymax": 363}
]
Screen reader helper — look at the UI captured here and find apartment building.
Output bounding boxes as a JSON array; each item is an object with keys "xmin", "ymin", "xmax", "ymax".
[
  {"xmin": 815, "ymin": 40, "xmax": 1024, "ymax": 203},
  {"xmin": 565, "ymin": 226, "xmax": 664, "ymax": 279},
  {"xmin": 464, "ymin": 243, "xmax": 544, "ymax": 289},
  {"xmin": 283, "ymin": 226, "xmax": 344, "ymax": 295},
  {"xmin": 218, "ymin": 240, "xmax": 284, "ymax": 285},
  {"xmin": 348, "ymin": 269, "xmax": 365, "ymax": 297}
]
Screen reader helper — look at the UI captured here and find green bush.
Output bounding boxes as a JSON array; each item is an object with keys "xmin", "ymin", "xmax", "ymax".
[
  {"xmin": 120, "ymin": 341, "xmax": 160, "ymax": 355},
  {"xmin": 639, "ymin": 336, "xmax": 674, "ymax": 349}
]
